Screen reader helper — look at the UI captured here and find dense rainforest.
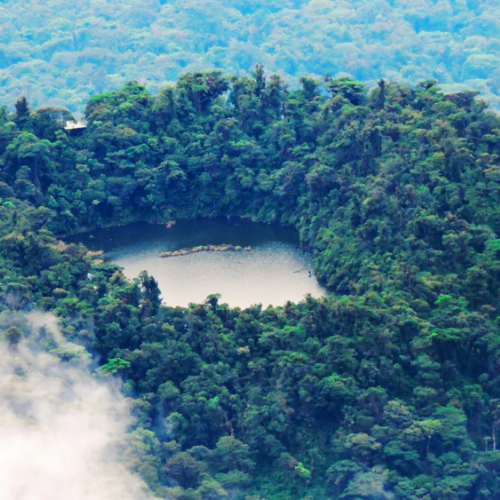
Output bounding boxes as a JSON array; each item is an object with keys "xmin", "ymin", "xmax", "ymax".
[
  {"xmin": 2, "ymin": 69, "xmax": 500, "ymax": 499},
  {"xmin": 1, "ymin": 0, "xmax": 500, "ymax": 112}
]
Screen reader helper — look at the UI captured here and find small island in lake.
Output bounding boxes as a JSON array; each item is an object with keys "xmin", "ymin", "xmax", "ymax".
[{"xmin": 159, "ymin": 244, "xmax": 252, "ymax": 258}]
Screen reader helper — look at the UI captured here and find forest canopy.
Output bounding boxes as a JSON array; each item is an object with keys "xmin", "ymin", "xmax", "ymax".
[
  {"xmin": 2, "ymin": 70, "xmax": 500, "ymax": 499},
  {"xmin": 0, "ymin": 0, "xmax": 500, "ymax": 112}
]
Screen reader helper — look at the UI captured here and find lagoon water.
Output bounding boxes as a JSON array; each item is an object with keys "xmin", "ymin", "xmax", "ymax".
[{"xmin": 72, "ymin": 219, "xmax": 326, "ymax": 308}]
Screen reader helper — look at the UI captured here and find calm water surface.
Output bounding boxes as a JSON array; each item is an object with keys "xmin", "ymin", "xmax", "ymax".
[{"xmin": 71, "ymin": 219, "xmax": 326, "ymax": 308}]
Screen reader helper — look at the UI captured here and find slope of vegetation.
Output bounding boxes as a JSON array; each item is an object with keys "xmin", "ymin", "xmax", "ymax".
[
  {"xmin": 1, "ymin": 0, "xmax": 500, "ymax": 111},
  {"xmin": 2, "ymin": 70, "xmax": 500, "ymax": 499}
]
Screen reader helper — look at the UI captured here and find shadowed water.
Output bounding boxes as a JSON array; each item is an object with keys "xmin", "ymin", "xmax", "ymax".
[{"xmin": 71, "ymin": 219, "xmax": 326, "ymax": 308}]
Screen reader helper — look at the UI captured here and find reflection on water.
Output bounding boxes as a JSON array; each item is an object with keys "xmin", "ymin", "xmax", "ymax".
[{"xmin": 70, "ymin": 219, "xmax": 326, "ymax": 308}]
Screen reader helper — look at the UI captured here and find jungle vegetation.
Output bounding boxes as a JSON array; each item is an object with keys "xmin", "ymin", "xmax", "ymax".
[
  {"xmin": 1, "ymin": 0, "xmax": 500, "ymax": 112},
  {"xmin": 1, "ymin": 69, "xmax": 500, "ymax": 499}
]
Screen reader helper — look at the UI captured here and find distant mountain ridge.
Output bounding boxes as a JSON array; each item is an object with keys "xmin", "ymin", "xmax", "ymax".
[{"xmin": 0, "ymin": 0, "xmax": 499, "ymax": 112}]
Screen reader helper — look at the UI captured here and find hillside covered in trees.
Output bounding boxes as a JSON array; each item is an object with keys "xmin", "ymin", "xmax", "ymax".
[
  {"xmin": 2, "ymin": 70, "xmax": 500, "ymax": 499},
  {"xmin": 1, "ymin": 0, "xmax": 500, "ymax": 112}
]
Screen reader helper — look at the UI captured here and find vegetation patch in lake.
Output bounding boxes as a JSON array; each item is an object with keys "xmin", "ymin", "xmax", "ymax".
[{"xmin": 159, "ymin": 244, "xmax": 251, "ymax": 258}]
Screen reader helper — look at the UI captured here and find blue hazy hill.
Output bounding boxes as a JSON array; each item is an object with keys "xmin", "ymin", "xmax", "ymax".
[{"xmin": 0, "ymin": 0, "xmax": 499, "ymax": 111}]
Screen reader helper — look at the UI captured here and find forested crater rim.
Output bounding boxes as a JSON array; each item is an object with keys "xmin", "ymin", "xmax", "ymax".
[{"xmin": 2, "ymin": 69, "xmax": 500, "ymax": 498}]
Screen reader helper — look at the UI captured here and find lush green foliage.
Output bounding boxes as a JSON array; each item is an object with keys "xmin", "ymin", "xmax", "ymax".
[
  {"xmin": 2, "ymin": 71, "xmax": 500, "ymax": 499},
  {"xmin": 1, "ymin": 0, "xmax": 500, "ymax": 111}
]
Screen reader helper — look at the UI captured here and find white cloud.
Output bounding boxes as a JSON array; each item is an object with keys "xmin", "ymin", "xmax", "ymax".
[{"xmin": 0, "ymin": 311, "xmax": 154, "ymax": 500}]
